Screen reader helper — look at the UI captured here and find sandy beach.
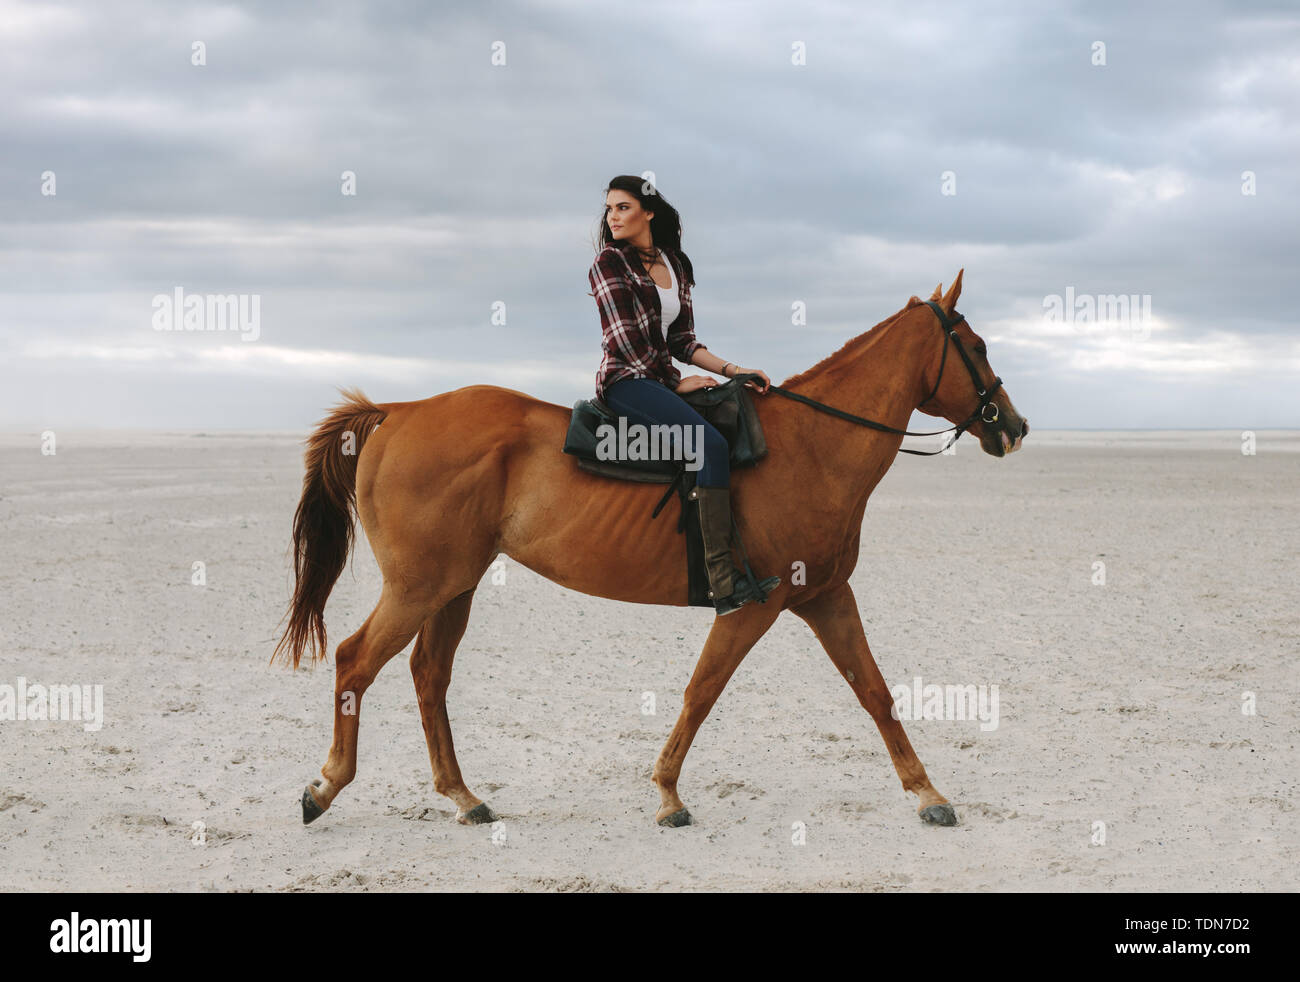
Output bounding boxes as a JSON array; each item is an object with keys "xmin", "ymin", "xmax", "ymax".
[{"xmin": 1, "ymin": 426, "xmax": 1296, "ymax": 891}]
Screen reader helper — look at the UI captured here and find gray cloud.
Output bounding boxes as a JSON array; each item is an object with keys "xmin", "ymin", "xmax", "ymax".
[{"xmin": 1, "ymin": 0, "xmax": 1296, "ymax": 430}]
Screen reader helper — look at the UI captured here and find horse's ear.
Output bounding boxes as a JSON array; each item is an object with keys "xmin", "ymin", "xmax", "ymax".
[
  {"xmin": 928, "ymin": 283, "xmax": 943, "ymax": 301},
  {"xmin": 940, "ymin": 269, "xmax": 964, "ymax": 313}
]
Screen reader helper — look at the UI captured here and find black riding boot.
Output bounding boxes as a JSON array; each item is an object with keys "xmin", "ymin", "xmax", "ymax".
[{"xmin": 690, "ymin": 485, "xmax": 780, "ymax": 615}]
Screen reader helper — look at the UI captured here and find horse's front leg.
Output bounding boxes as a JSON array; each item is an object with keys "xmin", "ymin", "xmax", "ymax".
[
  {"xmin": 790, "ymin": 581, "xmax": 957, "ymax": 825},
  {"xmin": 652, "ymin": 599, "xmax": 783, "ymax": 827}
]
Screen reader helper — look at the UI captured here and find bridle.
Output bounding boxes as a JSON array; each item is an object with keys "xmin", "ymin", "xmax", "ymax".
[
  {"xmin": 912, "ymin": 300, "xmax": 1003, "ymax": 450},
  {"xmin": 753, "ymin": 299, "xmax": 1003, "ymax": 456}
]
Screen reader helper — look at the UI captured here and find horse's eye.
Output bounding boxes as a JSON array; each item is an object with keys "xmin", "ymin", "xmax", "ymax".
[{"xmin": 975, "ymin": 346, "xmax": 987, "ymax": 357}]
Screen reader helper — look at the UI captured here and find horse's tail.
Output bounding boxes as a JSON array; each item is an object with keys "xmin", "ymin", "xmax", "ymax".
[{"xmin": 273, "ymin": 386, "xmax": 388, "ymax": 669}]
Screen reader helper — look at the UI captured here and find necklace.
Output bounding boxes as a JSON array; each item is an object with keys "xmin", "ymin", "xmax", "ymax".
[
  {"xmin": 631, "ymin": 244, "xmax": 663, "ymax": 283},
  {"xmin": 648, "ymin": 249, "xmax": 670, "ymax": 288}
]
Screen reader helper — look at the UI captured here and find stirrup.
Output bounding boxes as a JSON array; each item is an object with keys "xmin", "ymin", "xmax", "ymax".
[{"xmin": 712, "ymin": 564, "xmax": 781, "ymax": 616}]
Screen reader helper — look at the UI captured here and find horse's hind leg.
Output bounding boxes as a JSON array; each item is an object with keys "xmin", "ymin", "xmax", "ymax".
[
  {"xmin": 408, "ymin": 588, "xmax": 497, "ymax": 825},
  {"xmin": 790, "ymin": 581, "xmax": 957, "ymax": 826},
  {"xmin": 301, "ymin": 587, "xmax": 428, "ymax": 824}
]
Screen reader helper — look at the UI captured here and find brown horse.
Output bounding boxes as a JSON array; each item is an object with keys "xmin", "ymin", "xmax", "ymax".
[{"xmin": 275, "ymin": 270, "xmax": 1028, "ymax": 829}]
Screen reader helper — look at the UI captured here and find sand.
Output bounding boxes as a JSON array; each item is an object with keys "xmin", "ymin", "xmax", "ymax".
[{"xmin": 1, "ymin": 427, "xmax": 1296, "ymax": 891}]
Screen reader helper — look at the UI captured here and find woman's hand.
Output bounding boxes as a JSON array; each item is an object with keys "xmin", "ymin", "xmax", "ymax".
[
  {"xmin": 729, "ymin": 366, "xmax": 772, "ymax": 393},
  {"xmin": 675, "ymin": 375, "xmax": 719, "ymax": 394}
]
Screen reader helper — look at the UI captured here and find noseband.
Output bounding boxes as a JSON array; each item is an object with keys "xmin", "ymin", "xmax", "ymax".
[{"xmin": 756, "ymin": 299, "xmax": 1003, "ymax": 456}]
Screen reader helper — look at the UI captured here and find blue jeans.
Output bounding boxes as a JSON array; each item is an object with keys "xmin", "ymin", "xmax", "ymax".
[{"xmin": 603, "ymin": 377, "xmax": 730, "ymax": 488}]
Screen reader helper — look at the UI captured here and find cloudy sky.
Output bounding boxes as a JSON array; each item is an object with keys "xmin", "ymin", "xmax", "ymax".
[{"xmin": 2, "ymin": 0, "xmax": 1296, "ymax": 431}]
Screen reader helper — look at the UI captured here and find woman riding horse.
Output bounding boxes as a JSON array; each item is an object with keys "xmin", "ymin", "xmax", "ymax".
[{"xmin": 589, "ymin": 175, "xmax": 780, "ymax": 614}]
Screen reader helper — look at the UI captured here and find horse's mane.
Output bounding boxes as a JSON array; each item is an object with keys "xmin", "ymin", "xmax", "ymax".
[{"xmin": 780, "ymin": 295, "xmax": 927, "ymax": 389}]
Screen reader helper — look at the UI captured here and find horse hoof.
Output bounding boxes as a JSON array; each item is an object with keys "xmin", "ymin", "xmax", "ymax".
[
  {"xmin": 302, "ymin": 780, "xmax": 326, "ymax": 825},
  {"xmin": 458, "ymin": 802, "xmax": 498, "ymax": 825},
  {"xmin": 919, "ymin": 803, "xmax": 957, "ymax": 826},
  {"xmin": 657, "ymin": 808, "xmax": 692, "ymax": 828}
]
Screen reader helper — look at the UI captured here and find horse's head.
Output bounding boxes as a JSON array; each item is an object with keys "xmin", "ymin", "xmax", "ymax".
[{"xmin": 910, "ymin": 270, "xmax": 1028, "ymax": 457}]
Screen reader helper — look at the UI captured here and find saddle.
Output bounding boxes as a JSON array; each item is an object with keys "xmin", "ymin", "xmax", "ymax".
[
  {"xmin": 563, "ymin": 374, "xmax": 768, "ymax": 480},
  {"xmin": 561, "ymin": 375, "xmax": 769, "ymax": 608}
]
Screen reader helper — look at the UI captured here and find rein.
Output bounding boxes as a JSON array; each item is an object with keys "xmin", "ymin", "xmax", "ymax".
[{"xmin": 750, "ymin": 300, "xmax": 1003, "ymax": 457}]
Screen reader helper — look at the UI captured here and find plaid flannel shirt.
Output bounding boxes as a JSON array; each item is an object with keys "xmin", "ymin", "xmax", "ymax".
[{"xmin": 588, "ymin": 240, "xmax": 706, "ymax": 401}]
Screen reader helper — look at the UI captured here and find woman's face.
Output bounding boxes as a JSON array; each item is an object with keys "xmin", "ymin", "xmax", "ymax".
[{"xmin": 605, "ymin": 190, "xmax": 653, "ymax": 243}]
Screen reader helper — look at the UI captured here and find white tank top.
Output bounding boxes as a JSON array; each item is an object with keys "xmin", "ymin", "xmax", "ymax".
[{"xmin": 655, "ymin": 249, "xmax": 680, "ymax": 327}]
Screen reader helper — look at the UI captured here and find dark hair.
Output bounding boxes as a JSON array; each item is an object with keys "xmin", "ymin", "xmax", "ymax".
[{"xmin": 594, "ymin": 175, "xmax": 695, "ymax": 287}]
